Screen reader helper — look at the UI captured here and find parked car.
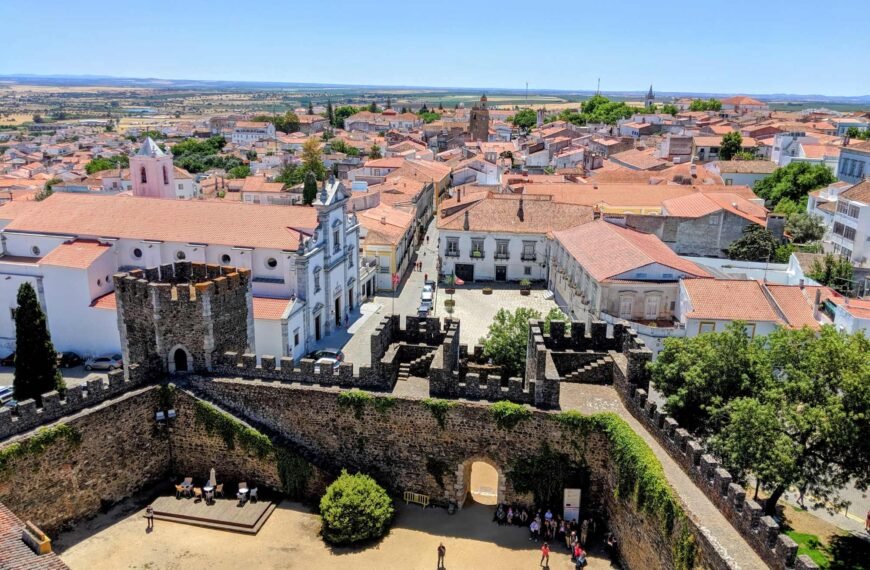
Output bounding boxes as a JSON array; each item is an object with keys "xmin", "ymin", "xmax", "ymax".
[
  {"xmin": 0, "ymin": 386, "xmax": 13, "ymax": 406},
  {"xmin": 57, "ymin": 351, "xmax": 83, "ymax": 368},
  {"xmin": 84, "ymin": 354, "xmax": 123, "ymax": 371},
  {"xmin": 3, "ymin": 398, "xmax": 17, "ymax": 410},
  {"xmin": 306, "ymin": 348, "xmax": 344, "ymax": 362},
  {"xmin": 0, "ymin": 352, "xmax": 14, "ymax": 367},
  {"xmin": 424, "ymin": 280, "xmax": 436, "ymax": 292},
  {"xmin": 421, "ymin": 290, "xmax": 434, "ymax": 304},
  {"xmin": 313, "ymin": 357, "xmax": 341, "ymax": 373},
  {"xmin": 418, "ymin": 301, "xmax": 432, "ymax": 317}
]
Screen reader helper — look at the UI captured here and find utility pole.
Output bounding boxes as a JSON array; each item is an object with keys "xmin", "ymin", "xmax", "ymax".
[
  {"xmin": 596, "ymin": 78, "xmax": 600, "ymax": 96},
  {"xmin": 525, "ymin": 81, "xmax": 528, "ymax": 103}
]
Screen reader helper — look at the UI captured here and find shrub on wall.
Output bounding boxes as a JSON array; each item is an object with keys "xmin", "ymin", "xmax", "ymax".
[
  {"xmin": 276, "ymin": 448, "xmax": 312, "ymax": 500},
  {"xmin": 338, "ymin": 389, "xmax": 373, "ymax": 420},
  {"xmin": 0, "ymin": 424, "xmax": 80, "ymax": 478},
  {"xmin": 422, "ymin": 398, "xmax": 454, "ymax": 429},
  {"xmin": 489, "ymin": 401, "xmax": 531, "ymax": 430},
  {"xmin": 319, "ymin": 470, "xmax": 394, "ymax": 545}
]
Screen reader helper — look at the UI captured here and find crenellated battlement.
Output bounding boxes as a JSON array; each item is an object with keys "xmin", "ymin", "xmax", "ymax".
[{"xmin": 113, "ymin": 261, "xmax": 251, "ymax": 304}]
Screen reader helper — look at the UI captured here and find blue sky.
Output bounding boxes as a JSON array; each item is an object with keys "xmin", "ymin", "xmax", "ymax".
[{"xmin": 2, "ymin": 0, "xmax": 869, "ymax": 96}]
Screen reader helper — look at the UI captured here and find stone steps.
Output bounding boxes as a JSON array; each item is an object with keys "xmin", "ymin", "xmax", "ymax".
[{"xmin": 398, "ymin": 363, "xmax": 411, "ymax": 381}]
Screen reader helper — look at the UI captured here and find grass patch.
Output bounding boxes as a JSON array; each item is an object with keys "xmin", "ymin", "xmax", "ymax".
[
  {"xmin": 786, "ymin": 531, "xmax": 832, "ymax": 568},
  {"xmin": 338, "ymin": 389, "xmax": 373, "ymax": 419}
]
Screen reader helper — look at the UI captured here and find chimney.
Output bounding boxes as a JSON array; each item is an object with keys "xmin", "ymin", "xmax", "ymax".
[
  {"xmin": 799, "ymin": 278, "xmax": 805, "ymax": 289},
  {"xmin": 463, "ymin": 210, "xmax": 470, "ymax": 231},
  {"xmin": 813, "ymin": 287, "xmax": 821, "ymax": 320}
]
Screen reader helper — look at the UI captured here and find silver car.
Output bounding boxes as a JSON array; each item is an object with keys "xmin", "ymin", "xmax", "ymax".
[{"xmin": 84, "ymin": 354, "xmax": 123, "ymax": 371}]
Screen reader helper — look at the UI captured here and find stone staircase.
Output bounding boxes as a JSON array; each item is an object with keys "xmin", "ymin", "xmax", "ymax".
[
  {"xmin": 561, "ymin": 355, "xmax": 613, "ymax": 384},
  {"xmin": 398, "ymin": 362, "xmax": 411, "ymax": 381},
  {"xmin": 398, "ymin": 351, "xmax": 437, "ymax": 381}
]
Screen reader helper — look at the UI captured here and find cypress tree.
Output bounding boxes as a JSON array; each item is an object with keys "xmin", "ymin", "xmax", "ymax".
[
  {"xmin": 303, "ymin": 170, "xmax": 318, "ymax": 205},
  {"xmin": 308, "ymin": 99, "xmax": 314, "ymax": 115},
  {"xmin": 326, "ymin": 99, "xmax": 335, "ymax": 127},
  {"xmin": 13, "ymin": 282, "xmax": 64, "ymax": 404}
]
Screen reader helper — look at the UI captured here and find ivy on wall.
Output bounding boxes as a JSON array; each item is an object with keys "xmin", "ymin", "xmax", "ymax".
[
  {"xmin": 422, "ymin": 398, "xmax": 454, "ymax": 429},
  {"xmin": 489, "ymin": 401, "xmax": 532, "ymax": 430},
  {"xmin": 0, "ymin": 424, "xmax": 81, "ymax": 478},
  {"xmin": 338, "ymin": 390, "xmax": 373, "ymax": 419}
]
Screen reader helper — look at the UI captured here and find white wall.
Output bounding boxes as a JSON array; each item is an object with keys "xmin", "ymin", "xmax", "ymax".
[{"xmin": 254, "ymin": 318, "xmax": 285, "ymax": 358}]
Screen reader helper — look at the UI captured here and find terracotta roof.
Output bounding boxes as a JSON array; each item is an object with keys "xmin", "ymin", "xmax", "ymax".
[
  {"xmin": 834, "ymin": 297, "xmax": 870, "ymax": 319},
  {"xmin": 252, "ymin": 296, "xmax": 292, "ymax": 320},
  {"xmin": 359, "ymin": 204, "xmax": 415, "ymax": 246},
  {"xmin": 694, "ymin": 136, "xmax": 758, "ymax": 148},
  {"xmin": 609, "ymin": 149, "xmax": 667, "ymax": 171},
  {"xmin": 0, "ymin": 501, "xmax": 69, "ymax": 570},
  {"xmin": 39, "ymin": 239, "xmax": 111, "ymax": 269},
  {"xmin": 721, "ymin": 96, "xmax": 766, "ymax": 106},
  {"xmin": 5, "ymin": 193, "xmax": 318, "ymax": 251},
  {"xmin": 438, "ymin": 194, "xmax": 593, "ymax": 235},
  {"xmin": 91, "ymin": 291, "xmax": 117, "ymax": 309},
  {"xmin": 393, "ymin": 159, "xmax": 452, "ymax": 182},
  {"xmin": 713, "ymin": 160, "xmax": 777, "ymax": 174},
  {"xmin": 799, "ymin": 144, "xmax": 840, "ymax": 160},
  {"xmin": 683, "ymin": 280, "xmax": 782, "ymax": 322},
  {"xmin": 841, "ymin": 140, "xmax": 870, "ymax": 154},
  {"xmin": 520, "ymin": 183, "xmax": 758, "ymax": 210},
  {"xmin": 240, "ymin": 176, "xmax": 285, "ymax": 193},
  {"xmin": 365, "ymin": 157, "xmax": 406, "ymax": 169},
  {"xmin": 840, "ymin": 180, "xmax": 870, "ymax": 204},
  {"xmin": 235, "ymin": 121, "xmax": 271, "ymax": 129},
  {"xmin": 0, "ymin": 199, "xmax": 40, "ymax": 220},
  {"xmin": 553, "ymin": 220, "xmax": 710, "ymax": 282},
  {"xmin": 792, "ymin": 252, "xmax": 826, "ymax": 274},
  {"xmin": 766, "ymin": 284, "xmax": 836, "ymax": 329}
]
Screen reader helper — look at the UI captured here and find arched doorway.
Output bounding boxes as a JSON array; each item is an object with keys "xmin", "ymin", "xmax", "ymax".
[
  {"xmin": 455, "ymin": 457, "xmax": 505, "ymax": 509},
  {"xmin": 168, "ymin": 344, "xmax": 192, "ymax": 374}
]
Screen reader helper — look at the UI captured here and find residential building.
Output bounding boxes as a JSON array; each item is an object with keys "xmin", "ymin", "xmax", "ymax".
[
  {"xmin": 357, "ymin": 204, "xmax": 416, "ymax": 290},
  {"xmin": 720, "ymin": 96, "xmax": 768, "ymax": 113},
  {"xmin": 297, "ymin": 114, "xmax": 329, "ymax": 134},
  {"xmin": 827, "ymin": 180, "xmax": 870, "ymax": 265},
  {"xmin": 693, "ymin": 136, "xmax": 758, "ymax": 161},
  {"xmin": 231, "ymin": 121, "xmax": 276, "ymax": 145},
  {"xmin": 438, "ymin": 194, "xmax": 593, "ymax": 282},
  {"xmin": 837, "ymin": 140, "xmax": 870, "ymax": 184},
  {"xmin": 707, "ymin": 160, "xmax": 777, "ymax": 188},
  {"xmin": 0, "ymin": 177, "xmax": 360, "ymax": 360},
  {"xmin": 240, "ymin": 175, "xmax": 296, "ymax": 205}
]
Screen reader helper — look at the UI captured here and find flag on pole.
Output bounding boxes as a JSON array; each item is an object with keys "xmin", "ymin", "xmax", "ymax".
[{"xmin": 392, "ymin": 273, "xmax": 400, "ymax": 288}]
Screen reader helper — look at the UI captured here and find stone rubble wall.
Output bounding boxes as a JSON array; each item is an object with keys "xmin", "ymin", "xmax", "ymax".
[{"xmin": 612, "ymin": 339, "xmax": 819, "ymax": 570}]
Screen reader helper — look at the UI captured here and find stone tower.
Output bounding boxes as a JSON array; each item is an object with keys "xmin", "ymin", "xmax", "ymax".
[
  {"xmin": 113, "ymin": 262, "xmax": 254, "ymax": 380},
  {"xmin": 130, "ymin": 137, "xmax": 177, "ymax": 199},
  {"xmin": 645, "ymin": 85, "xmax": 655, "ymax": 110},
  {"xmin": 469, "ymin": 94, "xmax": 490, "ymax": 142}
]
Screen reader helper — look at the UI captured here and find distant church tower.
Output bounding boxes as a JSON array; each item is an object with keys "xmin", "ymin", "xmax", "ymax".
[
  {"xmin": 645, "ymin": 85, "xmax": 655, "ymax": 110},
  {"xmin": 130, "ymin": 137, "xmax": 177, "ymax": 199},
  {"xmin": 469, "ymin": 94, "xmax": 490, "ymax": 142}
]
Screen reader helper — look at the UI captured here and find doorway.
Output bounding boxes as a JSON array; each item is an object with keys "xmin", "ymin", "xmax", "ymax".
[
  {"xmin": 468, "ymin": 461, "xmax": 498, "ymax": 505},
  {"xmin": 644, "ymin": 296, "xmax": 661, "ymax": 320},
  {"xmin": 334, "ymin": 297, "xmax": 341, "ymax": 327},
  {"xmin": 173, "ymin": 348, "xmax": 188, "ymax": 372},
  {"xmin": 495, "ymin": 265, "xmax": 507, "ymax": 281},
  {"xmin": 347, "ymin": 287, "xmax": 354, "ymax": 312},
  {"xmin": 455, "ymin": 264, "xmax": 474, "ymax": 282},
  {"xmin": 619, "ymin": 296, "xmax": 634, "ymax": 319},
  {"xmin": 314, "ymin": 315, "xmax": 322, "ymax": 341}
]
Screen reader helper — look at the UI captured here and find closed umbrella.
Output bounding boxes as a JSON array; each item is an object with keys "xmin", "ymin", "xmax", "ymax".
[{"xmin": 209, "ymin": 468, "xmax": 217, "ymax": 488}]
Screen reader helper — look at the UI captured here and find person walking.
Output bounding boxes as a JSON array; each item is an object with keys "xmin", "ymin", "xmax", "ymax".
[
  {"xmin": 540, "ymin": 542, "xmax": 550, "ymax": 567},
  {"xmin": 145, "ymin": 504, "xmax": 154, "ymax": 530},
  {"xmin": 866, "ymin": 509, "xmax": 870, "ymax": 532},
  {"xmin": 437, "ymin": 542, "xmax": 446, "ymax": 568}
]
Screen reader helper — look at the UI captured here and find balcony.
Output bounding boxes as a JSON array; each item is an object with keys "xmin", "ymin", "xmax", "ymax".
[
  {"xmin": 470, "ymin": 251, "xmax": 486, "ymax": 261},
  {"xmin": 521, "ymin": 253, "xmax": 537, "ymax": 262},
  {"xmin": 494, "ymin": 252, "xmax": 510, "ymax": 260},
  {"xmin": 445, "ymin": 250, "xmax": 460, "ymax": 258}
]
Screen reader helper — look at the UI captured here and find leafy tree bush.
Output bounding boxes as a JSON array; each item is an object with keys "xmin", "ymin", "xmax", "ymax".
[
  {"xmin": 253, "ymin": 111, "xmax": 299, "ymax": 134},
  {"xmin": 754, "ymin": 162, "xmax": 835, "ymax": 209},
  {"xmin": 785, "ymin": 212, "xmax": 825, "ymax": 244},
  {"xmin": 13, "ymin": 283, "xmax": 65, "ymax": 404},
  {"xmin": 319, "ymin": 470, "xmax": 394, "ymax": 545},
  {"xmin": 332, "ymin": 105, "xmax": 358, "ymax": 128},
  {"xmin": 661, "ymin": 103, "xmax": 679, "ymax": 116},
  {"xmin": 85, "ymin": 155, "xmax": 128, "ymax": 175},
  {"xmin": 227, "ymin": 165, "xmax": 251, "ymax": 179},
  {"xmin": 509, "ymin": 108, "xmax": 537, "ymax": 130},
  {"xmin": 417, "ymin": 111, "xmax": 441, "ymax": 124},
  {"xmin": 727, "ymin": 225, "xmax": 780, "ymax": 261},
  {"xmin": 480, "ymin": 307, "xmax": 543, "ymax": 378},
  {"xmin": 369, "ymin": 144, "xmax": 382, "ymax": 159},
  {"xmin": 808, "ymin": 253, "xmax": 854, "ymax": 295},
  {"xmin": 688, "ymin": 98, "xmax": 722, "ymax": 111},
  {"xmin": 719, "ymin": 132, "xmax": 743, "ymax": 161},
  {"xmin": 489, "ymin": 401, "xmax": 531, "ymax": 430},
  {"xmin": 554, "ymin": 95, "xmax": 638, "ymax": 125},
  {"xmin": 170, "ymin": 136, "xmax": 243, "ymax": 174}
]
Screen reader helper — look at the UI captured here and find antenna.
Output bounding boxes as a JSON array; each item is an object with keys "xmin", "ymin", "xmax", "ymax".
[{"xmin": 525, "ymin": 81, "xmax": 528, "ymax": 103}]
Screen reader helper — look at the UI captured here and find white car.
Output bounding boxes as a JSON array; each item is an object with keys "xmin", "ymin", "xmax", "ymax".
[
  {"xmin": 314, "ymin": 357, "xmax": 341, "ymax": 374},
  {"xmin": 84, "ymin": 354, "xmax": 124, "ymax": 371}
]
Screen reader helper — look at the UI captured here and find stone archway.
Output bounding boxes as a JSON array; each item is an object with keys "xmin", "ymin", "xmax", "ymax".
[
  {"xmin": 168, "ymin": 344, "xmax": 193, "ymax": 374},
  {"xmin": 454, "ymin": 456, "xmax": 506, "ymax": 509}
]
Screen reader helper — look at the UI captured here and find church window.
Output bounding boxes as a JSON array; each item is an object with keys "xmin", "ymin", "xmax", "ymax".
[
  {"xmin": 140, "ymin": 166, "xmax": 147, "ymax": 183},
  {"xmin": 163, "ymin": 165, "xmax": 169, "ymax": 185}
]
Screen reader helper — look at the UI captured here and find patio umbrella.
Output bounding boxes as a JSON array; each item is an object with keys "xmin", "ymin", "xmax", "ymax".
[{"xmin": 209, "ymin": 467, "xmax": 217, "ymax": 487}]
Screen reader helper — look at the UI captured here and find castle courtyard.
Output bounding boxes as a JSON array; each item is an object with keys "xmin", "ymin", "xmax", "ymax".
[{"xmin": 56, "ymin": 499, "xmax": 612, "ymax": 570}]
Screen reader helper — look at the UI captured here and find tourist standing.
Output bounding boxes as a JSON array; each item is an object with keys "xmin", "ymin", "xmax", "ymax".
[
  {"xmin": 437, "ymin": 542, "xmax": 446, "ymax": 568},
  {"xmin": 145, "ymin": 504, "xmax": 154, "ymax": 530},
  {"xmin": 540, "ymin": 542, "xmax": 550, "ymax": 567}
]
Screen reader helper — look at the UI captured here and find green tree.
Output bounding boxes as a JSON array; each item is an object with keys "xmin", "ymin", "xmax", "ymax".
[
  {"xmin": 651, "ymin": 322, "xmax": 762, "ymax": 436},
  {"xmin": 13, "ymin": 282, "xmax": 65, "ymax": 405},
  {"xmin": 417, "ymin": 111, "xmax": 441, "ymax": 124},
  {"xmin": 661, "ymin": 103, "xmax": 679, "ymax": 116},
  {"xmin": 727, "ymin": 225, "xmax": 780, "ymax": 261},
  {"xmin": 333, "ymin": 106, "xmax": 358, "ymax": 127},
  {"xmin": 253, "ymin": 112, "xmax": 299, "ymax": 134},
  {"xmin": 245, "ymin": 149, "xmax": 258, "ymax": 161},
  {"xmin": 510, "ymin": 108, "xmax": 537, "ymax": 131},
  {"xmin": 719, "ymin": 132, "xmax": 743, "ymax": 161},
  {"xmin": 226, "ymin": 165, "xmax": 251, "ymax": 179},
  {"xmin": 85, "ymin": 155, "xmax": 129, "ymax": 175},
  {"xmin": 807, "ymin": 254, "xmax": 854, "ymax": 295},
  {"xmin": 785, "ymin": 212, "xmax": 825, "ymax": 244},
  {"xmin": 688, "ymin": 98, "xmax": 722, "ymax": 111},
  {"xmin": 846, "ymin": 127, "xmax": 861, "ymax": 138},
  {"xmin": 480, "ymin": 307, "xmax": 543, "ymax": 378},
  {"xmin": 368, "ymin": 101, "xmax": 379, "ymax": 113},
  {"xmin": 307, "ymin": 100, "xmax": 314, "ymax": 115},
  {"xmin": 326, "ymin": 99, "xmax": 334, "ymax": 127},
  {"xmin": 753, "ymin": 162, "xmax": 835, "ymax": 209},
  {"xmin": 303, "ymin": 170, "xmax": 318, "ymax": 205},
  {"xmin": 369, "ymin": 144, "xmax": 382, "ymax": 159},
  {"xmin": 732, "ymin": 150, "xmax": 756, "ymax": 161},
  {"xmin": 301, "ymin": 137, "xmax": 325, "ymax": 180},
  {"xmin": 773, "ymin": 198, "xmax": 801, "ymax": 216},
  {"xmin": 35, "ymin": 178, "xmax": 61, "ymax": 201},
  {"xmin": 319, "ymin": 470, "xmax": 394, "ymax": 545},
  {"xmin": 708, "ymin": 327, "xmax": 870, "ymax": 515},
  {"xmin": 543, "ymin": 307, "xmax": 571, "ymax": 335}
]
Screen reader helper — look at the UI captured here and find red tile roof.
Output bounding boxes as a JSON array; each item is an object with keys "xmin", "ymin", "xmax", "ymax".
[
  {"xmin": 438, "ymin": 194, "xmax": 593, "ymax": 235},
  {"xmin": 683, "ymin": 280, "xmax": 782, "ymax": 322},
  {"xmin": 252, "ymin": 296, "xmax": 292, "ymax": 320},
  {"xmin": 0, "ymin": 501, "xmax": 69, "ymax": 570},
  {"xmin": 553, "ymin": 220, "xmax": 710, "ymax": 282},
  {"xmin": 91, "ymin": 291, "xmax": 117, "ymax": 310},
  {"xmin": 766, "ymin": 285, "xmax": 836, "ymax": 329},
  {"xmin": 39, "ymin": 240, "xmax": 111, "ymax": 269},
  {"xmin": 5, "ymin": 193, "xmax": 318, "ymax": 251}
]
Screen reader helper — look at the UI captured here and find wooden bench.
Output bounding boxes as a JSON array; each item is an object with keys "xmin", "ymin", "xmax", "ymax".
[{"xmin": 403, "ymin": 491, "xmax": 430, "ymax": 508}]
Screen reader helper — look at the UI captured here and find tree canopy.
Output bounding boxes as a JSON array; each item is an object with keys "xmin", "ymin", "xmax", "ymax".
[
  {"xmin": 328, "ymin": 138, "xmax": 360, "ymax": 156},
  {"xmin": 652, "ymin": 323, "xmax": 870, "ymax": 515},
  {"xmin": 719, "ymin": 132, "xmax": 743, "ymax": 161},
  {"xmin": 13, "ymin": 282, "xmax": 65, "ymax": 405},
  {"xmin": 785, "ymin": 212, "xmax": 825, "ymax": 244},
  {"xmin": 510, "ymin": 108, "xmax": 537, "ymax": 130},
  {"xmin": 688, "ymin": 98, "xmax": 722, "ymax": 111},
  {"xmin": 661, "ymin": 103, "xmax": 679, "ymax": 116},
  {"xmin": 553, "ymin": 95, "xmax": 638, "ymax": 126},
  {"xmin": 170, "ymin": 136, "xmax": 244, "ymax": 174},
  {"xmin": 85, "ymin": 155, "xmax": 128, "ymax": 175},
  {"xmin": 807, "ymin": 253, "xmax": 854, "ymax": 295},
  {"xmin": 253, "ymin": 111, "xmax": 299, "ymax": 134},
  {"xmin": 480, "ymin": 307, "xmax": 545, "ymax": 378},
  {"xmin": 727, "ymin": 225, "xmax": 780, "ymax": 261},
  {"xmin": 417, "ymin": 111, "xmax": 441, "ymax": 124},
  {"xmin": 369, "ymin": 144, "xmax": 382, "ymax": 159},
  {"xmin": 319, "ymin": 470, "xmax": 394, "ymax": 545},
  {"xmin": 303, "ymin": 170, "xmax": 318, "ymax": 205},
  {"xmin": 753, "ymin": 162, "xmax": 836, "ymax": 209},
  {"xmin": 332, "ymin": 106, "xmax": 358, "ymax": 128}
]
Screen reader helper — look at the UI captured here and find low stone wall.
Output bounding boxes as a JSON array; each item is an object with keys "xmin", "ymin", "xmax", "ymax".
[
  {"xmin": 0, "ymin": 366, "xmax": 148, "ymax": 442},
  {"xmin": 0, "ymin": 387, "xmax": 169, "ymax": 534},
  {"xmin": 613, "ymin": 370, "xmax": 819, "ymax": 570}
]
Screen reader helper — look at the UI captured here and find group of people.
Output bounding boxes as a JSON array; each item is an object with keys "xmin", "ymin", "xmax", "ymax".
[{"xmin": 493, "ymin": 504, "xmax": 603, "ymax": 567}]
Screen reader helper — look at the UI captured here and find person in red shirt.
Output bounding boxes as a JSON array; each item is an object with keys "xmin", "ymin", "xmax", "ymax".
[{"xmin": 540, "ymin": 542, "xmax": 550, "ymax": 566}]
